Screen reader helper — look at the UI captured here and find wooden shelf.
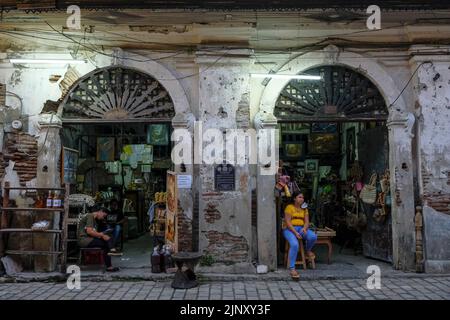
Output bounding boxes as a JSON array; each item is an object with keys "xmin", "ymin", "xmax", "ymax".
[
  {"xmin": 5, "ymin": 250, "xmax": 63, "ymax": 255},
  {"xmin": 1, "ymin": 181, "xmax": 70, "ymax": 269},
  {"xmin": 3, "ymin": 187, "xmax": 65, "ymax": 191},
  {"xmin": 1, "ymin": 207, "xmax": 65, "ymax": 212},
  {"xmin": 0, "ymin": 228, "xmax": 62, "ymax": 234}
]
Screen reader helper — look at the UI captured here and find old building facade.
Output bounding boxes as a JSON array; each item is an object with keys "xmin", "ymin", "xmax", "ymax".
[{"xmin": 1, "ymin": 1, "xmax": 450, "ymax": 273}]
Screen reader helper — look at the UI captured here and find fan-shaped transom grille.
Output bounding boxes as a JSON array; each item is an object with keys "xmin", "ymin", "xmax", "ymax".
[
  {"xmin": 275, "ymin": 66, "xmax": 388, "ymax": 121},
  {"xmin": 62, "ymin": 66, "xmax": 175, "ymax": 120}
]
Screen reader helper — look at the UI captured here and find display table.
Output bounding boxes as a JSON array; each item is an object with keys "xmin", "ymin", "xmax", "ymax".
[
  {"xmin": 171, "ymin": 252, "xmax": 203, "ymax": 289},
  {"xmin": 315, "ymin": 228, "xmax": 336, "ymax": 264}
]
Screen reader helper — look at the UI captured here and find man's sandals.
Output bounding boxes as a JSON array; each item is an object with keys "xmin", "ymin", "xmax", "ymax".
[
  {"xmin": 108, "ymin": 248, "xmax": 123, "ymax": 256},
  {"xmin": 106, "ymin": 267, "xmax": 120, "ymax": 272}
]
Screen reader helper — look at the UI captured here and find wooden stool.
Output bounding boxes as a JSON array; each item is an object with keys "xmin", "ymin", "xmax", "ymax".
[
  {"xmin": 78, "ymin": 248, "xmax": 104, "ymax": 266},
  {"xmin": 284, "ymin": 239, "xmax": 308, "ymax": 270}
]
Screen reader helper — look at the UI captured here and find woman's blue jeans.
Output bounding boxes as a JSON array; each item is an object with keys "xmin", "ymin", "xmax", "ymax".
[{"xmin": 283, "ymin": 227, "xmax": 318, "ymax": 270}]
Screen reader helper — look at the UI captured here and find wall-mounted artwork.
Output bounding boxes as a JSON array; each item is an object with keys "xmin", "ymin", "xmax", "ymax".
[
  {"xmin": 120, "ymin": 144, "xmax": 153, "ymax": 168},
  {"xmin": 62, "ymin": 147, "xmax": 79, "ymax": 184},
  {"xmin": 281, "ymin": 123, "xmax": 310, "ymax": 134},
  {"xmin": 309, "ymin": 133, "xmax": 339, "ymax": 154},
  {"xmin": 305, "ymin": 159, "xmax": 319, "ymax": 173},
  {"xmin": 166, "ymin": 171, "xmax": 178, "ymax": 252},
  {"xmin": 311, "ymin": 122, "xmax": 338, "ymax": 133},
  {"xmin": 284, "ymin": 142, "xmax": 305, "ymax": 159},
  {"xmin": 147, "ymin": 124, "xmax": 169, "ymax": 146},
  {"xmin": 96, "ymin": 137, "xmax": 115, "ymax": 161}
]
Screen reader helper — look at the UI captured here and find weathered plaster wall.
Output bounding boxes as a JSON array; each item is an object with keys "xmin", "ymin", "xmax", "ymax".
[
  {"xmin": 415, "ymin": 55, "xmax": 450, "ymax": 272},
  {"xmin": 196, "ymin": 52, "xmax": 254, "ymax": 272}
]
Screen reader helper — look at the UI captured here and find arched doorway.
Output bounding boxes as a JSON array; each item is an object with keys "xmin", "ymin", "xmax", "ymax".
[
  {"xmin": 59, "ymin": 65, "xmax": 177, "ymax": 265},
  {"xmin": 274, "ymin": 65, "xmax": 393, "ymax": 269},
  {"xmin": 256, "ymin": 47, "xmax": 417, "ymax": 272}
]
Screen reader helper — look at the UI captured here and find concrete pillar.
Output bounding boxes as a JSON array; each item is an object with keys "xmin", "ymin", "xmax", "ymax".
[
  {"xmin": 172, "ymin": 113, "xmax": 195, "ymax": 251},
  {"xmin": 34, "ymin": 113, "xmax": 62, "ymax": 272},
  {"xmin": 410, "ymin": 50, "xmax": 450, "ymax": 273},
  {"xmin": 255, "ymin": 111, "xmax": 278, "ymax": 271},
  {"xmin": 387, "ymin": 114, "xmax": 417, "ymax": 271},
  {"xmin": 0, "ymin": 118, "xmax": 4, "ymax": 153},
  {"xmin": 195, "ymin": 49, "xmax": 255, "ymax": 272}
]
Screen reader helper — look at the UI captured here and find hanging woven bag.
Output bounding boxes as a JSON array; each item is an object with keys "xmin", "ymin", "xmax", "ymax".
[{"xmin": 360, "ymin": 173, "xmax": 378, "ymax": 204}]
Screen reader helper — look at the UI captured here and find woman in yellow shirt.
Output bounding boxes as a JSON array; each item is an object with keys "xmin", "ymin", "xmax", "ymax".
[{"xmin": 283, "ymin": 191, "xmax": 317, "ymax": 279}]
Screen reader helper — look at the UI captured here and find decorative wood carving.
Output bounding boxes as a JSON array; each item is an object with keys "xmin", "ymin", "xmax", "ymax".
[
  {"xmin": 275, "ymin": 66, "xmax": 388, "ymax": 121},
  {"xmin": 62, "ymin": 66, "xmax": 175, "ymax": 121}
]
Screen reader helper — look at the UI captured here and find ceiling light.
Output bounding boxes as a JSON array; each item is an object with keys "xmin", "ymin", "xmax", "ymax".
[{"xmin": 251, "ymin": 73, "xmax": 322, "ymax": 80}]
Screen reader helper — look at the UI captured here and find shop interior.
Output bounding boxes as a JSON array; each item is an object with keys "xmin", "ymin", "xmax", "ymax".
[
  {"xmin": 276, "ymin": 120, "xmax": 393, "ymax": 268},
  {"xmin": 61, "ymin": 122, "xmax": 172, "ymax": 267}
]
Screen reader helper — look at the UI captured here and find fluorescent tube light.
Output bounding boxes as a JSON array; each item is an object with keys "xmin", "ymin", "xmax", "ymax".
[
  {"xmin": 9, "ymin": 59, "xmax": 86, "ymax": 64},
  {"xmin": 251, "ymin": 73, "xmax": 322, "ymax": 80}
]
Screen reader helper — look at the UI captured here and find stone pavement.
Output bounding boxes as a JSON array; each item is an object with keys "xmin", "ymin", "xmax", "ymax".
[{"xmin": 0, "ymin": 276, "xmax": 449, "ymax": 300}]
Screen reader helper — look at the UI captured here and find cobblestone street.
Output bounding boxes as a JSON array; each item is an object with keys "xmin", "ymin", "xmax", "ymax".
[{"xmin": 0, "ymin": 277, "xmax": 449, "ymax": 300}]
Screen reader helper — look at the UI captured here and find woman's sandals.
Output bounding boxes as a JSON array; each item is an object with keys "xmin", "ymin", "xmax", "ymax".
[{"xmin": 290, "ymin": 269, "xmax": 300, "ymax": 281}]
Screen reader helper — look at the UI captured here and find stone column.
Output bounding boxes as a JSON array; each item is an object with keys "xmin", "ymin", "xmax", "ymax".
[
  {"xmin": 196, "ymin": 49, "xmax": 255, "ymax": 273},
  {"xmin": 34, "ymin": 113, "xmax": 62, "ymax": 272},
  {"xmin": 172, "ymin": 112, "xmax": 195, "ymax": 251},
  {"xmin": 410, "ymin": 50, "xmax": 450, "ymax": 273},
  {"xmin": 254, "ymin": 111, "xmax": 278, "ymax": 271},
  {"xmin": 386, "ymin": 113, "xmax": 417, "ymax": 271},
  {"xmin": 0, "ymin": 118, "xmax": 4, "ymax": 153}
]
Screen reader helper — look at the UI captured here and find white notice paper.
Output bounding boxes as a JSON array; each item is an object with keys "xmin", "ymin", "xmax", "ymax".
[{"xmin": 177, "ymin": 175, "xmax": 192, "ymax": 189}]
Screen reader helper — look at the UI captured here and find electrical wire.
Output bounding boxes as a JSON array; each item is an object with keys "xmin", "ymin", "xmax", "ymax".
[
  {"xmin": 387, "ymin": 61, "xmax": 432, "ymax": 109},
  {"xmin": 44, "ymin": 21, "xmax": 192, "ymax": 62}
]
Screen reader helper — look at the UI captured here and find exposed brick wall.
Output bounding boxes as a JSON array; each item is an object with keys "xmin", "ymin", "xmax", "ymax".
[
  {"xmin": 205, "ymin": 230, "xmax": 249, "ymax": 263},
  {"xmin": 177, "ymin": 204, "xmax": 193, "ymax": 252},
  {"xmin": 0, "ymin": 83, "xmax": 5, "ymax": 107},
  {"xmin": 204, "ymin": 202, "xmax": 221, "ymax": 224},
  {"xmin": 2, "ymin": 132, "xmax": 38, "ymax": 186},
  {"xmin": 0, "ymin": 149, "xmax": 4, "ymax": 180},
  {"xmin": 422, "ymin": 165, "xmax": 450, "ymax": 215}
]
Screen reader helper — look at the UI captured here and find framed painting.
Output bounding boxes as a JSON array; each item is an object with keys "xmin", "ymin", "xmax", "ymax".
[
  {"xmin": 62, "ymin": 147, "xmax": 79, "ymax": 184},
  {"xmin": 305, "ymin": 159, "xmax": 319, "ymax": 173},
  {"xmin": 309, "ymin": 133, "xmax": 339, "ymax": 154},
  {"xmin": 166, "ymin": 171, "xmax": 178, "ymax": 252},
  {"xmin": 311, "ymin": 122, "xmax": 338, "ymax": 133},
  {"xmin": 96, "ymin": 137, "xmax": 115, "ymax": 162},
  {"xmin": 284, "ymin": 142, "xmax": 305, "ymax": 160},
  {"xmin": 147, "ymin": 124, "xmax": 169, "ymax": 146}
]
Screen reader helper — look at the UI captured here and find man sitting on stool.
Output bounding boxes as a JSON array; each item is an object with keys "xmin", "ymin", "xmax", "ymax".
[{"xmin": 78, "ymin": 205, "xmax": 122, "ymax": 272}]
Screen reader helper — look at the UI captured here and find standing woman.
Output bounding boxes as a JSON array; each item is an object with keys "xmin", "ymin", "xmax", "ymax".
[{"xmin": 283, "ymin": 191, "xmax": 317, "ymax": 279}]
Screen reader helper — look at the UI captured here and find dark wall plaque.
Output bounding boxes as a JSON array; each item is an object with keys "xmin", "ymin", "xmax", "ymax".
[{"xmin": 214, "ymin": 164, "xmax": 235, "ymax": 191}]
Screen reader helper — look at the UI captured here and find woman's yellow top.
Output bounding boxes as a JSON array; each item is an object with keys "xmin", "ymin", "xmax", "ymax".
[{"xmin": 283, "ymin": 204, "xmax": 308, "ymax": 228}]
